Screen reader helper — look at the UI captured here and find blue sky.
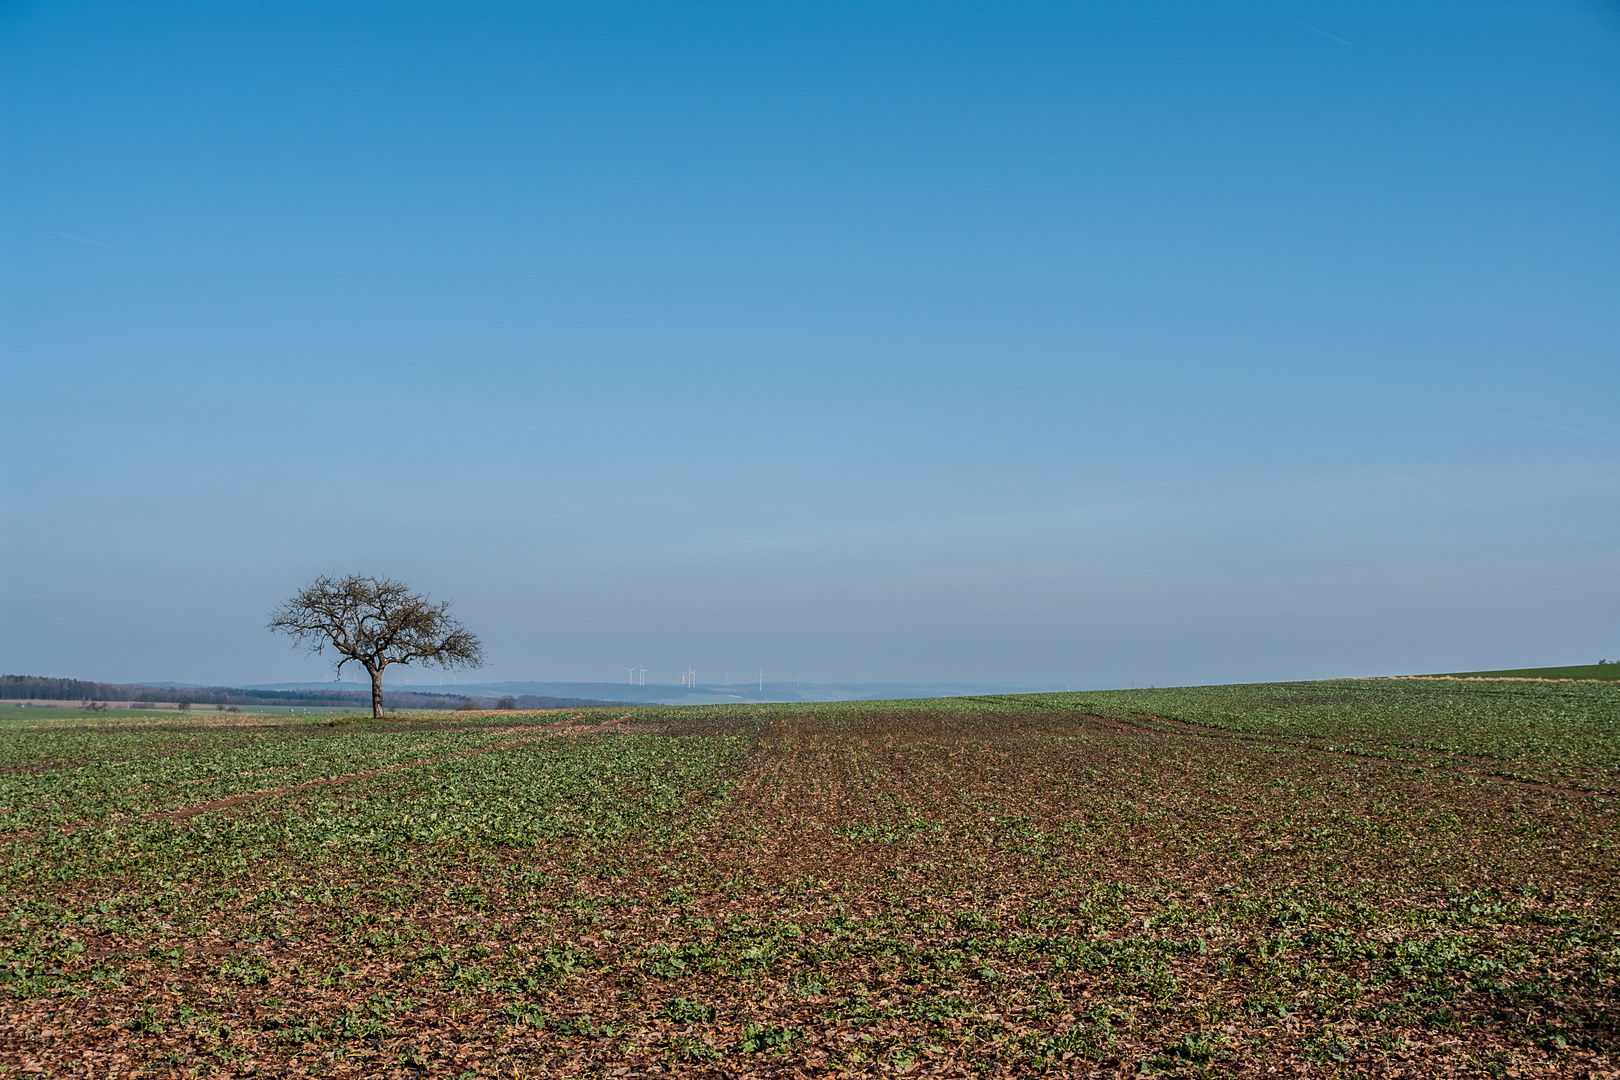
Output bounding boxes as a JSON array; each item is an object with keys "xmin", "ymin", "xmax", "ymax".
[{"xmin": 2, "ymin": 1, "xmax": 1617, "ymax": 688}]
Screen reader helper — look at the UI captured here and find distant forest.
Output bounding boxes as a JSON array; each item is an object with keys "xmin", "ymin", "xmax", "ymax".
[{"xmin": 0, "ymin": 675, "xmax": 633, "ymax": 712}]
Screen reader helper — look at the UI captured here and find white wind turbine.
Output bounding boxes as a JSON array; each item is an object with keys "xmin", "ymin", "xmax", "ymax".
[
  {"xmin": 626, "ymin": 666, "xmax": 638, "ymax": 686},
  {"xmin": 638, "ymin": 665, "xmax": 647, "ymax": 686},
  {"xmin": 757, "ymin": 669, "xmax": 765, "ymax": 692}
]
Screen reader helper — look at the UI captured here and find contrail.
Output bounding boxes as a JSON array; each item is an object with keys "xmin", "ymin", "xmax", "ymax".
[
  {"xmin": 1282, "ymin": 15, "xmax": 1353, "ymax": 46},
  {"xmin": 1502, "ymin": 413, "xmax": 1618, "ymax": 445},
  {"xmin": 1424, "ymin": 394, "xmax": 1617, "ymax": 446},
  {"xmin": 55, "ymin": 230, "xmax": 124, "ymax": 251}
]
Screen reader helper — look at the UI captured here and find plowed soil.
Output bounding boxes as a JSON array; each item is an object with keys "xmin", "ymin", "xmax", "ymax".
[{"xmin": 1, "ymin": 695, "xmax": 1615, "ymax": 1079}]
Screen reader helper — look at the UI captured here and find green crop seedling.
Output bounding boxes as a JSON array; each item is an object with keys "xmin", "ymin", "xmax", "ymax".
[{"xmin": 0, "ymin": 684, "xmax": 1613, "ymax": 1074}]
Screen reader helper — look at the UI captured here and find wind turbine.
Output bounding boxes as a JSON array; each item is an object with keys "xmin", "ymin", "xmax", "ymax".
[
  {"xmin": 687, "ymin": 667, "xmax": 698, "ymax": 687},
  {"xmin": 638, "ymin": 665, "xmax": 647, "ymax": 686},
  {"xmin": 757, "ymin": 669, "xmax": 765, "ymax": 692},
  {"xmin": 627, "ymin": 666, "xmax": 637, "ymax": 686}
]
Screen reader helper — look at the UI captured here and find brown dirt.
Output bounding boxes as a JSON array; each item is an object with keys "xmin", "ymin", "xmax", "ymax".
[{"xmin": 1, "ymin": 705, "xmax": 1613, "ymax": 1079}]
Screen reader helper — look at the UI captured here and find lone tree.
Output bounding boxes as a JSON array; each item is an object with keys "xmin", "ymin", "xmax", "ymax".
[{"xmin": 269, "ymin": 574, "xmax": 484, "ymax": 718}]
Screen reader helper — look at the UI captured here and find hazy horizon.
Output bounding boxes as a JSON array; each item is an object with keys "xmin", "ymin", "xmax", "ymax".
[{"xmin": 4, "ymin": 2, "xmax": 1617, "ymax": 688}]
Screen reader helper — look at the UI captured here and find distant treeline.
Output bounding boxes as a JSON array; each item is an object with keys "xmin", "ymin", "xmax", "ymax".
[
  {"xmin": 1, "ymin": 675, "xmax": 634, "ymax": 712},
  {"xmin": 5, "ymin": 674, "xmax": 358, "ymax": 705},
  {"xmin": 1, "ymin": 674, "xmax": 467, "ymax": 710}
]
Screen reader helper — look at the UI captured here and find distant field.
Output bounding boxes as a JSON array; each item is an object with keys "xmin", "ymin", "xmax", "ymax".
[
  {"xmin": 1422, "ymin": 663, "xmax": 1620, "ymax": 682},
  {"xmin": 1, "ymin": 681, "xmax": 1614, "ymax": 1077},
  {"xmin": 0, "ymin": 705, "xmax": 420, "ymax": 722},
  {"xmin": 0, "ymin": 705, "xmax": 202, "ymax": 721}
]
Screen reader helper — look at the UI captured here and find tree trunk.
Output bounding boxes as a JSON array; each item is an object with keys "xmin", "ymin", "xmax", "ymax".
[{"xmin": 369, "ymin": 666, "xmax": 385, "ymax": 719}]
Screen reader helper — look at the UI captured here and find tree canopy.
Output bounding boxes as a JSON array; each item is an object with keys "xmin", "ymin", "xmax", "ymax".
[{"xmin": 268, "ymin": 574, "xmax": 484, "ymax": 718}]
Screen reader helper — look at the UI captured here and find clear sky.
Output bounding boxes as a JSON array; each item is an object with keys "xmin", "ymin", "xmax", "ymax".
[{"xmin": 3, "ymin": 1, "xmax": 1617, "ymax": 689}]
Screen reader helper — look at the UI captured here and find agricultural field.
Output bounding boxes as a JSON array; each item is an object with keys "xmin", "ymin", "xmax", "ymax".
[
  {"xmin": 0, "ymin": 680, "xmax": 1615, "ymax": 1078},
  {"xmin": 1425, "ymin": 664, "xmax": 1620, "ymax": 683}
]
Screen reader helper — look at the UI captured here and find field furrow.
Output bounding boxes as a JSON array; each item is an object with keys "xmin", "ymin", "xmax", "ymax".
[{"xmin": 0, "ymin": 682, "xmax": 1614, "ymax": 1078}]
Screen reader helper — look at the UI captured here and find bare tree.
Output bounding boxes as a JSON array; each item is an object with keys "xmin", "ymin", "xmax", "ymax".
[{"xmin": 268, "ymin": 574, "xmax": 484, "ymax": 719}]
